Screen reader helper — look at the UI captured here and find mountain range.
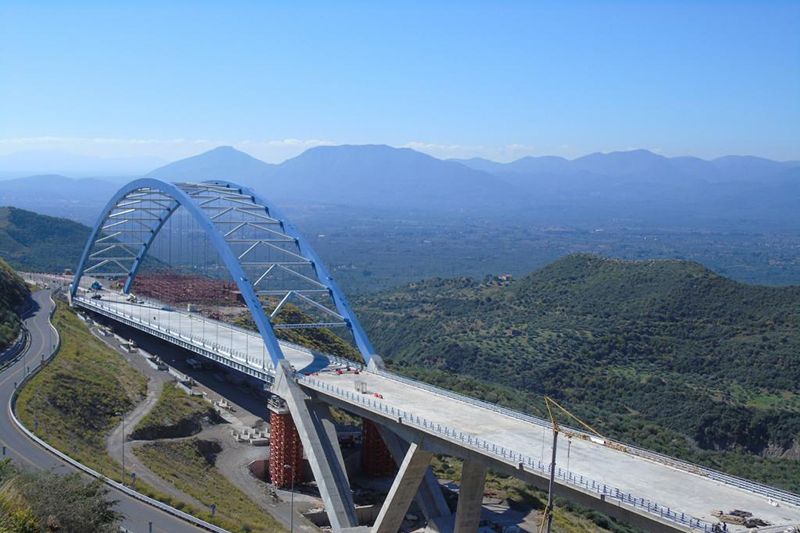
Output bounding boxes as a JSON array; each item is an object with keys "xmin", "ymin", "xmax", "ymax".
[
  {"xmin": 146, "ymin": 145, "xmax": 520, "ymax": 212},
  {"xmin": 1, "ymin": 144, "xmax": 799, "ymax": 229},
  {"xmin": 453, "ymin": 150, "xmax": 798, "ymax": 183}
]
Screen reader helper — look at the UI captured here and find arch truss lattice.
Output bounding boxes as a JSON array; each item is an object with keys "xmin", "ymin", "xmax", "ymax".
[{"xmin": 71, "ymin": 178, "xmax": 375, "ymax": 369}]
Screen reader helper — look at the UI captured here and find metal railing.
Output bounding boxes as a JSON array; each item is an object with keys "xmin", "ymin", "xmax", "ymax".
[
  {"xmin": 75, "ymin": 295, "xmax": 800, "ymax": 517},
  {"xmin": 299, "ymin": 374, "xmax": 713, "ymax": 531},
  {"xmin": 74, "ymin": 295, "xmax": 359, "ymax": 376},
  {"xmin": 372, "ymin": 368, "xmax": 800, "ymax": 509},
  {"xmin": 8, "ymin": 290, "xmax": 229, "ymax": 533}
]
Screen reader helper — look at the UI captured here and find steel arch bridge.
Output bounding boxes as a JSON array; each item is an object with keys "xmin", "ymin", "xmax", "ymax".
[
  {"xmin": 70, "ymin": 178, "xmax": 376, "ymax": 371},
  {"xmin": 65, "ymin": 179, "xmax": 800, "ymax": 533}
]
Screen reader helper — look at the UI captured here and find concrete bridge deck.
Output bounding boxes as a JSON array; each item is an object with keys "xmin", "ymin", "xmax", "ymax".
[
  {"xmin": 73, "ymin": 291, "xmax": 800, "ymax": 532},
  {"xmin": 303, "ymin": 369, "xmax": 800, "ymax": 531}
]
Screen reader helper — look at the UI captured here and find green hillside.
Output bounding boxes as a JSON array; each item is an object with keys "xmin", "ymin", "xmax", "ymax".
[
  {"xmin": 356, "ymin": 254, "xmax": 800, "ymax": 490},
  {"xmin": 0, "ymin": 258, "xmax": 29, "ymax": 351},
  {"xmin": 0, "ymin": 206, "xmax": 90, "ymax": 273}
]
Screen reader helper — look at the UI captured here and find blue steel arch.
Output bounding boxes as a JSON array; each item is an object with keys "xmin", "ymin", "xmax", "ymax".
[
  {"xmin": 71, "ymin": 177, "xmax": 376, "ymax": 368},
  {"xmin": 205, "ymin": 180, "xmax": 377, "ymax": 362}
]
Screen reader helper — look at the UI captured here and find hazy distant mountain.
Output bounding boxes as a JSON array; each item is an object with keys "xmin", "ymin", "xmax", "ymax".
[
  {"xmin": 0, "ymin": 150, "xmax": 166, "ymax": 178},
  {"xmin": 4, "ymin": 145, "xmax": 799, "ymax": 231},
  {"xmin": 146, "ymin": 145, "xmax": 277, "ymax": 183},
  {"xmin": 270, "ymin": 144, "xmax": 516, "ymax": 209},
  {"xmin": 147, "ymin": 144, "xmax": 521, "ymax": 212},
  {"xmin": 450, "ymin": 149, "xmax": 800, "ymax": 229},
  {"xmin": 456, "ymin": 149, "xmax": 799, "ymax": 183},
  {"xmin": 0, "ymin": 175, "xmax": 119, "ymax": 224}
]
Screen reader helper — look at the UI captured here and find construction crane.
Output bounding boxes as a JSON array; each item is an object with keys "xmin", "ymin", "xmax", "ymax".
[{"xmin": 539, "ymin": 396, "xmax": 606, "ymax": 533}]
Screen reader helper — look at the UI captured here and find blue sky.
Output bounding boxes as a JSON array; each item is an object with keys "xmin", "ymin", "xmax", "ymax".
[{"xmin": 1, "ymin": 1, "xmax": 798, "ymax": 164}]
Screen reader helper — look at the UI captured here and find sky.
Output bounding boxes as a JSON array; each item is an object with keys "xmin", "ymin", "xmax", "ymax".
[{"xmin": 1, "ymin": 1, "xmax": 798, "ymax": 169}]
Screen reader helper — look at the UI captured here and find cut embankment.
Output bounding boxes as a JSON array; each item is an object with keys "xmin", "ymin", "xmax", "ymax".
[{"xmin": 131, "ymin": 382, "xmax": 223, "ymax": 440}]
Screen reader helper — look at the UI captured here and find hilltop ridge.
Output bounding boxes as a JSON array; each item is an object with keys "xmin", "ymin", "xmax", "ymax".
[
  {"xmin": 0, "ymin": 206, "xmax": 91, "ymax": 272},
  {"xmin": 355, "ymin": 254, "xmax": 800, "ymax": 490}
]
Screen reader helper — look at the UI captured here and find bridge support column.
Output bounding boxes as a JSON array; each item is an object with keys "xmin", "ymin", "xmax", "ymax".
[
  {"xmin": 372, "ymin": 441, "xmax": 435, "ymax": 533},
  {"xmin": 362, "ymin": 419, "xmax": 395, "ymax": 477},
  {"xmin": 454, "ymin": 459, "xmax": 487, "ymax": 532},
  {"xmin": 268, "ymin": 398, "xmax": 304, "ymax": 488},
  {"xmin": 376, "ymin": 425, "xmax": 450, "ymax": 523},
  {"xmin": 273, "ymin": 361, "xmax": 359, "ymax": 531}
]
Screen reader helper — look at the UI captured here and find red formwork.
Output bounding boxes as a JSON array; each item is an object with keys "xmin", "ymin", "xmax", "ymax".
[
  {"xmin": 132, "ymin": 272, "xmax": 242, "ymax": 306},
  {"xmin": 269, "ymin": 411, "xmax": 304, "ymax": 488},
  {"xmin": 361, "ymin": 419, "xmax": 396, "ymax": 477}
]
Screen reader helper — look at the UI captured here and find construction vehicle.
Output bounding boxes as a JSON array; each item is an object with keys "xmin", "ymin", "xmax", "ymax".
[{"xmin": 540, "ymin": 396, "xmax": 606, "ymax": 533}]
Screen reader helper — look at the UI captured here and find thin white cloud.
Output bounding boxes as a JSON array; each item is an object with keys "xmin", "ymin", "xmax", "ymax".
[
  {"xmin": 403, "ymin": 141, "xmax": 544, "ymax": 162},
  {"xmin": 0, "ymin": 136, "xmax": 338, "ymax": 163},
  {"xmin": 0, "ymin": 135, "xmax": 608, "ymax": 166}
]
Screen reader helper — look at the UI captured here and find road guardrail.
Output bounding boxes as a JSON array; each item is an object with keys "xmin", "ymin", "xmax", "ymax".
[{"xmin": 9, "ymin": 291, "xmax": 230, "ymax": 533}]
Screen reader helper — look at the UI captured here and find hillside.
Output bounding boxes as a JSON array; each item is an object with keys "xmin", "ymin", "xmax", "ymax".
[
  {"xmin": 0, "ymin": 206, "xmax": 91, "ymax": 272},
  {"xmin": 0, "ymin": 258, "xmax": 29, "ymax": 351},
  {"xmin": 355, "ymin": 254, "xmax": 800, "ymax": 490}
]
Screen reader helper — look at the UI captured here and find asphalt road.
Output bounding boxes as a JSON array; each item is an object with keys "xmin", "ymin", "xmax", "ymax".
[{"xmin": 0, "ymin": 289, "xmax": 205, "ymax": 533}]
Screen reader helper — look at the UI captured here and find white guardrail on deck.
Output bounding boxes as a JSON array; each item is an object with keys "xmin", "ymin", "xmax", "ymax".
[
  {"xmin": 371, "ymin": 368, "xmax": 800, "ymax": 510},
  {"xmin": 9, "ymin": 291, "xmax": 229, "ymax": 533},
  {"xmin": 73, "ymin": 293, "xmax": 800, "ymax": 529},
  {"xmin": 303, "ymin": 371, "xmax": 746, "ymax": 533}
]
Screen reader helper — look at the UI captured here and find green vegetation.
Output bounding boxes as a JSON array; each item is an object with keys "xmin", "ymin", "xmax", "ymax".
[
  {"xmin": 0, "ymin": 207, "xmax": 90, "ymax": 273},
  {"xmin": 0, "ymin": 258, "xmax": 29, "ymax": 351},
  {"xmin": 356, "ymin": 254, "xmax": 800, "ymax": 491},
  {"xmin": 0, "ymin": 458, "xmax": 121, "ymax": 533},
  {"xmin": 131, "ymin": 382, "xmax": 222, "ymax": 440},
  {"xmin": 134, "ymin": 439, "xmax": 285, "ymax": 533},
  {"xmin": 16, "ymin": 303, "xmax": 147, "ymax": 475}
]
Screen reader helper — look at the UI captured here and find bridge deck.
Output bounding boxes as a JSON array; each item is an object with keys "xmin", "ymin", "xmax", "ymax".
[
  {"xmin": 304, "ymin": 370, "xmax": 800, "ymax": 531},
  {"xmin": 74, "ymin": 290, "xmax": 800, "ymax": 532},
  {"xmin": 74, "ymin": 291, "xmax": 343, "ymax": 376}
]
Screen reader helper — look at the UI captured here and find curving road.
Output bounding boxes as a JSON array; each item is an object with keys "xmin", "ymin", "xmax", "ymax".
[{"xmin": 0, "ymin": 289, "xmax": 205, "ymax": 533}]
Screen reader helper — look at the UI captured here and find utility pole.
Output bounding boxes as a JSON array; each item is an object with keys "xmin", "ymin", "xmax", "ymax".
[
  {"xmin": 545, "ymin": 411, "xmax": 558, "ymax": 533},
  {"xmin": 284, "ymin": 464, "xmax": 295, "ymax": 532},
  {"xmin": 541, "ymin": 396, "xmax": 606, "ymax": 533}
]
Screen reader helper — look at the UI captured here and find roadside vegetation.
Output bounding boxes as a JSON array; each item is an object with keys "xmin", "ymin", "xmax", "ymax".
[
  {"xmin": 16, "ymin": 303, "xmax": 146, "ymax": 477},
  {"xmin": 0, "ymin": 458, "xmax": 121, "ymax": 533},
  {"xmin": 134, "ymin": 438, "xmax": 285, "ymax": 533},
  {"xmin": 131, "ymin": 382, "xmax": 222, "ymax": 440},
  {"xmin": 12, "ymin": 302, "xmax": 255, "ymax": 529},
  {"xmin": 16, "ymin": 302, "xmax": 147, "ymax": 474},
  {"xmin": 0, "ymin": 257, "xmax": 29, "ymax": 351}
]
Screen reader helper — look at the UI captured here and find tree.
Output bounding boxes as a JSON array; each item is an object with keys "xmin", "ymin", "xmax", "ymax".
[{"xmin": 17, "ymin": 470, "xmax": 121, "ymax": 532}]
